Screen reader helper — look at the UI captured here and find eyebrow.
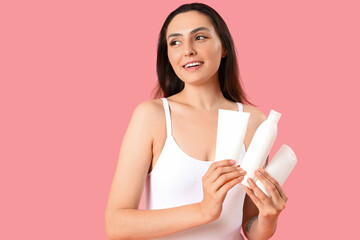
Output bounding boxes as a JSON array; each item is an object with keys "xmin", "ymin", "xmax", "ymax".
[{"xmin": 167, "ymin": 27, "xmax": 211, "ymax": 40}]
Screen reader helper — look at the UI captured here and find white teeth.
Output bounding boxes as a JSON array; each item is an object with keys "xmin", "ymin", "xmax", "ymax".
[{"xmin": 185, "ymin": 62, "xmax": 202, "ymax": 68}]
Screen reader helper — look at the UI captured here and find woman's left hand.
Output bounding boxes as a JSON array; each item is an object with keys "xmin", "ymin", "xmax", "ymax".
[{"xmin": 243, "ymin": 168, "xmax": 288, "ymax": 225}]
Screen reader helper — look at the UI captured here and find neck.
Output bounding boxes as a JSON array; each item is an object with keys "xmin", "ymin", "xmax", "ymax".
[{"xmin": 177, "ymin": 75, "xmax": 228, "ymax": 111}]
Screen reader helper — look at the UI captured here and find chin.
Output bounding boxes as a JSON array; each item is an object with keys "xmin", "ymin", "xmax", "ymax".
[
  {"xmin": 180, "ymin": 76, "xmax": 211, "ymax": 85},
  {"xmin": 181, "ymin": 72, "xmax": 218, "ymax": 85}
]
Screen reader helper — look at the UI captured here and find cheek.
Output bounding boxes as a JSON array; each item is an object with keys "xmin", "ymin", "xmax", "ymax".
[
  {"xmin": 167, "ymin": 49, "xmax": 182, "ymax": 66},
  {"xmin": 200, "ymin": 41, "xmax": 223, "ymax": 60},
  {"xmin": 212, "ymin": 43, "xmax": 223, "ymax": 59},
  {"xmin": 205, "ymin": 46, "xmax": 223, "ymax": 67}
]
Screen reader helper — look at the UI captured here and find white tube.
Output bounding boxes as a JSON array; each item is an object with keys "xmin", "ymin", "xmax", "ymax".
[
  {"xmin": 241, "ymin": 110, "xmax": 281, "ymax": 187},
  {"xmin": 215, "ymin": 109, "xmax": 250, "ymax": 165},
  {"xmin": 256, "ymin": 144, "xmax": 297, "ymax": 196}
]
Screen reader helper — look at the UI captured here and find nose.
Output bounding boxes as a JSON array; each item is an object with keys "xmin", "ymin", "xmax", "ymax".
[
  {"xmin": 184, "ymin": 41, "xmax": 197, "ymax": 56},
  {"xmin": 185, "ymin": 49, "xmax": 196, "ymax": 56}
]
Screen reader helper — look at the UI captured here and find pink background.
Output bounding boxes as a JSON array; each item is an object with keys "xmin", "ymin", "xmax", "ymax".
[{"xmin": 1, "ymin": 0, "xmax": 359, "ymax": 239}]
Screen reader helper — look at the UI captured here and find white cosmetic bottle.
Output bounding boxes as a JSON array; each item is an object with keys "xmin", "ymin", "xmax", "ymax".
[
  {"xmin": 215, "ymin": 109, "xmax": 250, "ymax": 165},
  {"xmin": 256, "ymin": 144, "xmax": 297, "ymax": 196},
  {"xmin": 241, "ymin": 110, "xmax": 281, "ymax": 187}
]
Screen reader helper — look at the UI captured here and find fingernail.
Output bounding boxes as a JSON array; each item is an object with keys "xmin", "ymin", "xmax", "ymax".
[
  {"xmin": 239, "ymin": 170, "xmax": 246, "ymax": 175},
  {"xmin": 248, "ymin": 178, "xmax": 254, "ymax": 187},
  {"xmin": 229, "ymin": 160, "xmax": 235, "ymax": 164},
  {"xmin": 236, "ymin": 166, "xmax": 242, "ymax": 171}
]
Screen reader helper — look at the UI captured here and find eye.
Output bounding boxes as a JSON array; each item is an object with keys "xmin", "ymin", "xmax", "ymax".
[
  {"xmin": 196, "ymin": 35, "xmax": 208, "ymax": 40},
  {"xmin": 169, "ymin": 40, "xmax": 180, "ymax": 46}
]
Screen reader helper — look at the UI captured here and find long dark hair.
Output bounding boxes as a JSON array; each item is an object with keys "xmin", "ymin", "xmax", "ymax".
[{"xmin": 152, "ymin": 2, "xmax": 253, "ymax": 105}]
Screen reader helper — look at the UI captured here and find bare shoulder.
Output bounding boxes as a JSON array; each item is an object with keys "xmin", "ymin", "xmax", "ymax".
[
  {"xmin": 133, "ymin": 98, "xmax": 164, "ymax": 119},
  {"xmin": 243, "ymin": 104, "xmax": 267, "ymax": 127},
  {"xmin": 243, "ymin": 104, "xmax": 267, "ymax": 149},
  {"xmin": 131, "ymin": 99, "xmax": 165, "ymax": 138}
]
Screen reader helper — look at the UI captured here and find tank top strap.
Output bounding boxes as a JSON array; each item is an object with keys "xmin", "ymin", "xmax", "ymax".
[
  {"xmin": 236, "ymin": 102, "xmax": 244, "ymax": 112},
  {"xmin": 160, "ymin": 98, "xmax": 172, "ymax": 137}
]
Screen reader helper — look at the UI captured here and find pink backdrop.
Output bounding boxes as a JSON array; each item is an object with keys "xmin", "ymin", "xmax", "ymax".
[{"xmin": 1, "ymin": 0, "xmax": 359, "ymax": 239}]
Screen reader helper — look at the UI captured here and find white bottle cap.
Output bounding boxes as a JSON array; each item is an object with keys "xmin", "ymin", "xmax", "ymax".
[{"xmin": 268, "ymin": 110, "xmax": 281, "ymax": 124}]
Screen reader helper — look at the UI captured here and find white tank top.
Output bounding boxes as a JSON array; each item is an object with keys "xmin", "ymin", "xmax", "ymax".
[{"xmin": 145, "ymin": 98, "xmax": 246, "ymax": 240}]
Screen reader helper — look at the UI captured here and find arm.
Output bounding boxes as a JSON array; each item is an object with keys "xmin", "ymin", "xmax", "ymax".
[
  {"xmin": 106, "ymin": 204, "xmax": 209, "ymax": 240},
  {"xmin": 104, "ymin": 100, "xmax": 207, "ymax": 240}
]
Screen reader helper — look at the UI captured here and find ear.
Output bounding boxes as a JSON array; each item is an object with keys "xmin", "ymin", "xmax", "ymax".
[{"xmin": 221, "ymin": 47, "xmax": 227, "ymax": 58}]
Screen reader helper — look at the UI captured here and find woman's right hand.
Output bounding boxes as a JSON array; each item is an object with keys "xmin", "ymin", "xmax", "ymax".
[{"xmin": 200, "ymin": 159, "xmax": 246, "ymax": 222}]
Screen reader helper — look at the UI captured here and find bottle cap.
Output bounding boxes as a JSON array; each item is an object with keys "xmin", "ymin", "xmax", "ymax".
[
  {"xmin": 281, "ymin": 144, "xmax": 297, "ymax": 166},
  {"xmin": 268, "ymin": 110, "xmax": 281, "ymax": 123}
]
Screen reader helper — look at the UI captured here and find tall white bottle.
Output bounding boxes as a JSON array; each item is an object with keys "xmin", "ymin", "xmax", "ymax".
[
  {"xmin": 256, "ymin": 144, "xmax": 297, "ymax": 196},
  {"xmin": 241, "ymin": 110, "xmax": 281, "ymax": 187}
]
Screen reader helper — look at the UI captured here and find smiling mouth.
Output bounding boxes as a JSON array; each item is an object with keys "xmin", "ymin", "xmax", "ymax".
[{"xmin": 183, "ymin": 61, "xmax": 204, "ymax": 69}]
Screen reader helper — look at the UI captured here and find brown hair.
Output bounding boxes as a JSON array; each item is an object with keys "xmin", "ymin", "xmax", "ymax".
[{"xmin": 152, "ymin": 2, "xmax": 253, "ymax": 105}]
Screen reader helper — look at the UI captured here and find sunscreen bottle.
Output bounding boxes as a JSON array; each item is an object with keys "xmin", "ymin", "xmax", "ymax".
[
  {"xmin": 215, "ymin": 109, "xmax": 250, "ymax": 165},
  {"xmin": 256, "ymin": 144, "xmax": 297, "ymax": 196},
  {"xmin": 241, "ymin": 110, "xmax": 281, "ymax": 187}
]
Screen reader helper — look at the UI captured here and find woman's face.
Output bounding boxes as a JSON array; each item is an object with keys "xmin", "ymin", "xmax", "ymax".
[{"xmin": 166, "ymin": 11, "xmax": 226, "ymax": 84}]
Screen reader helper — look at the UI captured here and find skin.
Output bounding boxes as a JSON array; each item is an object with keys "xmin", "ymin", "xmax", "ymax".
[{"xmin": 105, "ymin": 11, "xmax": 287, "ymax": 240}]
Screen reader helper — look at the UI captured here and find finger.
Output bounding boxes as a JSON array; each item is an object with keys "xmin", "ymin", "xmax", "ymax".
[
  {"xmin": 217, "ymin": 176, "xmax": 242, "ymax": 198},
  {"xmin": 243, "ymin": 186, "xmax": 262, "ymax": 208},
  {"xmin": 208, "ymin": 165, "xmax": 246, "ymax": 183},
  {"xmin": 255, "ymin": 169, "xmax": 282, "ymax": 202},
  {"xmin": 257, "ymin": 169, "xmax": 288, "ymax": 202},
  {"xmin": 246, "ymin": 178, "xmax": 270, "ymax": 203},
  {"xmin": 212, "ymin": 171, "xmax": 244, "ymax": 191},
  {"xmin": 203, "ymin": 159, "xmax": 236, "ymax": 179}
]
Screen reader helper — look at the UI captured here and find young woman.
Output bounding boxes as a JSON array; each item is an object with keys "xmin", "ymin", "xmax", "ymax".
[{"xmin": 105, "ymin": 3, "xmax": 288, "ymax": 240}]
